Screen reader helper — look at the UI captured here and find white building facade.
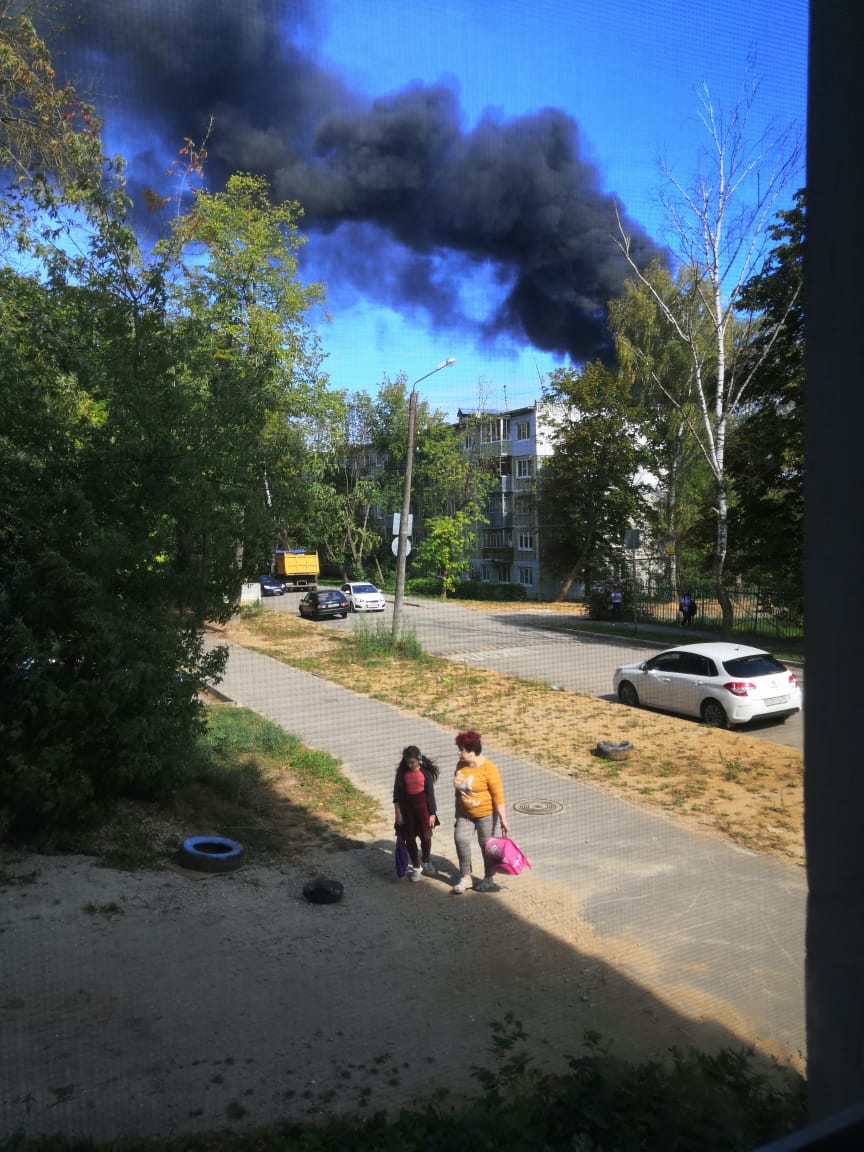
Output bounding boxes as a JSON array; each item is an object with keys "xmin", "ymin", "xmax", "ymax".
[{"xmin": 455, "ymin": 401, "xmax": 560, "ymax": 598}]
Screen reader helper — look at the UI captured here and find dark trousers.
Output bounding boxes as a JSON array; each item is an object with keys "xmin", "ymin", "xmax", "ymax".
[{"xmin": 400, "ymin": 794, "xmax": 433, "ymax": 868}]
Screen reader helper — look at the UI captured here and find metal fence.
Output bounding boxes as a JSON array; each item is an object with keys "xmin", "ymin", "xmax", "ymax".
[{"xmin": 617, "ymin": 580, "xmax": 804, "ymax": 649}]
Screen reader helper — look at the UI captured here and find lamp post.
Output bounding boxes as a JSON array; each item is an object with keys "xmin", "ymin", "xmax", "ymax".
[{"xmin": 392, "ymin": 357, "xmax": 456, "ymax": 639}]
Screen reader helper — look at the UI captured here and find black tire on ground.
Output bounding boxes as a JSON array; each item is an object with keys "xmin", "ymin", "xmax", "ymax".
[
  {"xmin": 178, "ymin": 836, "xmax": 245, "ymax": 874},
  {"xmin": 303, "ymin": 877, "xmax": 344, "ymax": 904},
  {"xmin": 617, "ymin": 681, "xmax": 640, "ymax": 708},
  {"xmin": 340, "ymin": 612, "xmax": 348, "ymax": 618},
  {"xmin": 596, "ymin": 740, "xmax": 634, "ymax": 761},
  {"xmin": 350, "ymin": 602, "xmax": 356, "ymax": 612},
  {"xmin": 701, "ymin": 698, "xmax": 729, "ymax": 729}
]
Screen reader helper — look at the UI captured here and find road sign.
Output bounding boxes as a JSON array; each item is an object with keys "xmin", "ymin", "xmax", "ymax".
[
  {"xmin": 392, "ymin": 513, "xmax": 414, "ymax": 536},
  {"xmin": 392, "ymin": 537, "xmax": 411, "ymax": 556}
]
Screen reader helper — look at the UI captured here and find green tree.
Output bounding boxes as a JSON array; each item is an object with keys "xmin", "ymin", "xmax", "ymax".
[
  {"xmin": 303, "ymin": 389, "xmax": 388, "ymax": 580},
  {"xmin": 413, "ymin": 506, "xmax": 484, "ymax": 597},
  {"xmin": 157, "ymin": 171, "xmax": 328, "ymax": 608},
  {"xmin": 0, "ymin": 27, "xmax": 329, "ymax": 837},
  {"xmin": 726, "ymin": 192, "xmax": 805, "ymax": 592},
  {"xmin": 617, "ymin": 77, "xmax": 802, "ymax": 636},
  {"xmin": 539, "ymin": 361, "xmax": 652, "ymax": 599},
  {"xmin": 0, "ymin": 6, "xmax": 103, "ymax": 216},
  {"xmin": 609, "ymin": 263, "xmax": 717, "ymax": 592}
]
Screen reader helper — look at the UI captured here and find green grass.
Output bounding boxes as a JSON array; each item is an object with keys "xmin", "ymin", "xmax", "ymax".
[
  {"xmin": 69, "ymin": 706, "xmax": 381, "ymax": 870},
  {"xmin": 351, "ymin": 619, "xmax": 426, "ymax": 661}
]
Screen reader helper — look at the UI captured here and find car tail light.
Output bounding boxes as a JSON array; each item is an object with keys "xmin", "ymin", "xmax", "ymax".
[
  {"xmin": 723, "ymin": 680, "xmax": 757, "ymax": 697},
  {"xmin": 787, "ymin": 672, "xmax": 798, "ymax": 687}
]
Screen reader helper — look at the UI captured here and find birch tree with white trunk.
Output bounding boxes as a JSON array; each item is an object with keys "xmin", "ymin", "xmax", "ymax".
[{"xmin": 616, "ymin": 74, "xmax": 801, "ymax": 638}]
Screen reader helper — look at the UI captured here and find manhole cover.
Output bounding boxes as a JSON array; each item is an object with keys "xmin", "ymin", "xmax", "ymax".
[{"xmin": 513, "ymin": 799, "xmax": 564, "ymax": 816}]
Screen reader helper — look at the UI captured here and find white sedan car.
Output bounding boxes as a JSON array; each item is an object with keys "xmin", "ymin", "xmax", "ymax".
[
  {"xmin": 613, "ymin": 642, "xmax": 801, "ymax": 729},
  {"xmin": 340, "ymin": 581, "xmax": 387, "ymax": 612}
]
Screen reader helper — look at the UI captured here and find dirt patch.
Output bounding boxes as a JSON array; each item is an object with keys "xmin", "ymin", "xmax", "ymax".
[{"xmin": 0, "ymin": 830, "xmax": 801, "ymax": 1145}]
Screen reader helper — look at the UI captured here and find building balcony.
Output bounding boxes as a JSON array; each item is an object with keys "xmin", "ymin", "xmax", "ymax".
[{"xmin": 482, "ymin": 546, "xmax": 515, "ymax": 561}]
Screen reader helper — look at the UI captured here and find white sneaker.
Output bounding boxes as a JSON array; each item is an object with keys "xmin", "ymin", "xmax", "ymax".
[
  {"xmin": 451, "ymin": 877, "xmax": 470, "ymax": 894},
  {"xmin": 423, "ymin": 861, "xmax": 437, "ymax": 876},
  {"xmin": 409, "ymin": 866, "xmax": 422, "ymax": 882}
]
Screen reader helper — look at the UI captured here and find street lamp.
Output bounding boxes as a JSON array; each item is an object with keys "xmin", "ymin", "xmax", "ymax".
[{"xmin": 392, "ymin": 357, "xmax": 456, "ymax": 639}]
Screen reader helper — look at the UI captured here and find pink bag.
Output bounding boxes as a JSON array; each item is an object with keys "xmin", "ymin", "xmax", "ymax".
[{"xmin": 483, "ymin": 835, "xmax": 531, "ymax": 876}]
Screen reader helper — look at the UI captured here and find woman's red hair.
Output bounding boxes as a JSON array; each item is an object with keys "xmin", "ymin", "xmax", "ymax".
[{"xmin": 455, "ymin": 730, "xmax": 482, "ymax": 754}]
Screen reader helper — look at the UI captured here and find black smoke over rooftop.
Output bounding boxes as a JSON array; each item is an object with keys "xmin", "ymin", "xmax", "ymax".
[{"xmin": 52, "ymin": 0, "xmax": 666, "ymax": 362}]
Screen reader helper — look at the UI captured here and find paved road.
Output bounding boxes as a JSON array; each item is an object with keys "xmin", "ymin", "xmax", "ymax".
[
  {"xmin": 208, "ymin": 636, "xmax": 806, "ymax": 1066},
  {"xmin": 265, "ymin": 593, "xmax": 804, "ymax": 751}
]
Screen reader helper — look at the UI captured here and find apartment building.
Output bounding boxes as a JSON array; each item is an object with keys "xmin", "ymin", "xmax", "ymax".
[{"xmin": 455, "ymin": 401, "xmax": 559, "ymax": 597}]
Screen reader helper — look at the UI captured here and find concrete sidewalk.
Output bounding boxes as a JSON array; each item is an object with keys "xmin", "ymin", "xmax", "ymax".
[{"xmin": 210, "ymin": 637, "xmax": 806, "ymax": 1065}]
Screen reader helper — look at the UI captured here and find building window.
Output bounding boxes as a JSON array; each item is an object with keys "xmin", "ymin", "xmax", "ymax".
[
  {"xmin": 518, "ymin": 532, "xmax": 534, "ymax": 551},
  {"xmin": 518, "ymin": 567, "xmax": 534, "ymax": 585},
  {"xmin": 481, "ymin": 564, "xmax": 492, "ymax": 582},
  {"xmin": 517, "ymin": 420, "xmax": 531, "ymax": 440},
  {"xmin": 516, "ymin": 457, "xmax": 533, "ymax": 478},
  {"xmin": 481, "ymin": 419, "xmax": 501, "ymax": 443},
  {"xmin": 502, "ymin": 416, "xmax": 511, "ymax": 439},
  {"xmin": 483, "ymin": 529, "xmax": 512, "ymax": 548},
  {"xmin": 500, "ymin": 457, "xmax": 512, "ymax": 476}
]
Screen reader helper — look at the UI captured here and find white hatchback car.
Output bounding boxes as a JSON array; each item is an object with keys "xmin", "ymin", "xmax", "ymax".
[
  {"xmin": 613, "ymin": 642, "xmax": 801, "ymax": 728},
  {"xmin": 340, "ymin": 581, "xmax": 387, "ymax": 612}
]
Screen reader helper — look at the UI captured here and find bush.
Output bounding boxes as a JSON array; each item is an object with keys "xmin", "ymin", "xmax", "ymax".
[
  {"xmin": 405, "ymin": 576, "xmax": 443, "ymax": 596},
  {"xmin": 455, "ymin": 580, "xmax": 528, "ymax": 602}
]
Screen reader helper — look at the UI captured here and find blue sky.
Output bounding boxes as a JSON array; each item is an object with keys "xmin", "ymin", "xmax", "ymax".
[{"xmin": 75, "ymin": 0, "xmax": 808, "ymax": 420}]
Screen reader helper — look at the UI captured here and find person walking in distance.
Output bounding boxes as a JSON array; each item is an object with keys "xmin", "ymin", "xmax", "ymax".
[
  {"xmin": 451, "ymin": 730, "xmax": 509, "ymax": 894},
  {"xmin": 393, "ymin": 746, "xmax": 440, "ymax": 882},
  {"xmin": 679, "ymin": 592, "xmax": 695, "ymax": 628},
  {"xmin": 610, "ymin": 588, "xmax": 623, "ymax": 624}
]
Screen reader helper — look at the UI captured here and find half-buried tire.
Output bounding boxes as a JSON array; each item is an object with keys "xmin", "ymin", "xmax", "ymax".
[
  {"xmin": 596, "ymin": 740, "xmax": 634, "ymax": 762},
  {"xmin": 178, "ymin": 835, "xmax": 245, "ymax": 873}
]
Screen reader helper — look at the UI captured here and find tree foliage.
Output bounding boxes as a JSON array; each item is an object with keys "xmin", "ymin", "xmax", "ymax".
[
  {"xmin": 609, "ymin": 264, "xmax": 715, "ymax": 590},
  {"xmin": 616, "ymin": 75, "xmax": 802, "ymax": 635},
  {"xmin": 726, "ymin": 191, "xmax": 805, "ymax": 592},
  {"xmin": 539, "ymin": 361, "xmax": 652, "ymax": 599},
  {"xmin": 413, "ymin": 505, "xmax": 485, "ymax": 598},
  {"xmin": 0, "ymin": 22, "xmax": 329, "ymax": 838}
]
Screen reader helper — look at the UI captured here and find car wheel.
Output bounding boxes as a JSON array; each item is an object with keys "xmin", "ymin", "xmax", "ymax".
[
  {"xmin": 349, "ymin": 602, "xmax": 356, "ymax": 612},
  {"xmin": 701, "ymin": 698, "xmax": 729, "ymax": 729},
  {"xmin": 178, "ymin": 836, "xmax": 245, "ymax": 874},
  {"xmin": 617, "ymin": 681, "xmax": 640, "ymax": 708},
  {"xmin": 340, "ymin": 612, "xmax": 348, "ymax": 618}
]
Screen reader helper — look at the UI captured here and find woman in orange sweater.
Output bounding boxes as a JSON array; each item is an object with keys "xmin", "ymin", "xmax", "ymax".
[{"xmin": 451, "ymin": 729, "xmax": 509, "ymax": 894}]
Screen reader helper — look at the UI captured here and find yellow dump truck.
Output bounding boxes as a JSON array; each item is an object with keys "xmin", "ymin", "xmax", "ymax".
[{"xmin": 274, "ymin": 549, "xmax": 319, "ymax": 591}]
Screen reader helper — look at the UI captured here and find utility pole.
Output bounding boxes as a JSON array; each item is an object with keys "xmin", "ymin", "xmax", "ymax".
[{"xmin": 392, "ymin": 358, "xmax": 455, "ymax": 640}]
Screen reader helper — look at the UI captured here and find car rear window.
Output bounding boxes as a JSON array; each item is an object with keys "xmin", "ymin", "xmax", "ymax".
[
  {"xmin": 722, "ymin": 653, "xmax": 787, "ymax": 678},
  {"xmin": 320, "ymin": 591, "xmax": 342, "ymax": 602}
]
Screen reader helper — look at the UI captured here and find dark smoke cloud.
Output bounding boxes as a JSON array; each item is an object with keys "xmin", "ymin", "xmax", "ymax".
[{"xmin": 51, "ymin": 0, "xmax": 666, "ymax": 362}]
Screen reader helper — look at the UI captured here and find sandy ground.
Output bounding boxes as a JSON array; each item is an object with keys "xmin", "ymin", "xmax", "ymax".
[{"xmin": 1, "ymin": 825, "xmax": 800, "ymax": 1145}]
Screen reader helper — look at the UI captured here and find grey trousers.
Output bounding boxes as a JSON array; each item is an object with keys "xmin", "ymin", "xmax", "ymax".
[{"xmin": 454, "ymin": 814, "xmax": 495, "ymax": 879}]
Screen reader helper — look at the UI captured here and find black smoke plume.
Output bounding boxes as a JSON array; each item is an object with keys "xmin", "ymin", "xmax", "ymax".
[{"xmin": 50, "ymin": 0, "xmax": 666, "ymax": 362}]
